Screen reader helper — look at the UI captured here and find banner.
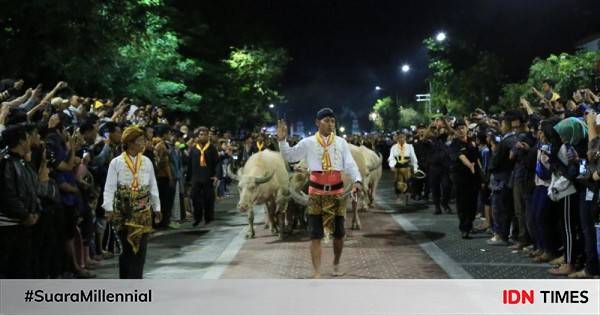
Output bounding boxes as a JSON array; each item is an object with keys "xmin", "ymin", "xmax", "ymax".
[{"xmin": 1, "ymin": 280, "xmax": 599, "ymax": 315}]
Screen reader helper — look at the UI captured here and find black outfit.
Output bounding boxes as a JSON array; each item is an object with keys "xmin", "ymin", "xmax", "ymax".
[
  {"xmin": 156, "ymin": 142, "xmax": 175, "ymax": 228},
  {"xmin": 118, "ymin": 230, "xmax": 147, "ymax": 279},
  {"xmin": 510, "ymin": 132, "xmax": 536, "ymax": 244},
  {"xmin": 450, "ymin": 139, "xmax": 481, "ymax": 234},
  {"xmin": 0, "ymin": 152, "xmax": 42, "ymax": 278},
  {"xmin": 489, "ymin": 131, "xmax": 518, "ymax": 241},
  {"xmin": 552, "ymin": 142, "xmax": 586, "ymax": 266},
  {"xmin": 187, "ymin": 143, "xmax": 219, "ymax": 224},
  {"xmin": 428, "ymin": 136, "xmax": 452, "ymax": 212}
]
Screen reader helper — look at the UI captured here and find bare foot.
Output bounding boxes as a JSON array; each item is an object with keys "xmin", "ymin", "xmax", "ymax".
[{"xmin": 312, "ymin": 272, "xmax": 321, "ymax": 279}]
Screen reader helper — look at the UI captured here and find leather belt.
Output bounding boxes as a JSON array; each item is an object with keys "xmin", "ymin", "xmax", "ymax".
[{"xmin": 308, "ymin": 181, "xmax": 344, "ymax": 192}]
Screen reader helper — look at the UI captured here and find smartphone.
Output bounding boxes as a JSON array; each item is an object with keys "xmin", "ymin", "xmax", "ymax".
[{"xmin": 579, "ymin": 159, "xmax": 588, "ymax": 176}]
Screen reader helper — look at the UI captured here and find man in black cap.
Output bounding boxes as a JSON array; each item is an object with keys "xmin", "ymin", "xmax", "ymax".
[{"xmin": 277, "ymin": 107, "xmax": 362, "ymax": 278}]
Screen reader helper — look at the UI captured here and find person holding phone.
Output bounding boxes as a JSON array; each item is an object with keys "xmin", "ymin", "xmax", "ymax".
[{"xmin": 547, "ymin": 117, "xmax": 588, "ymax": 276}]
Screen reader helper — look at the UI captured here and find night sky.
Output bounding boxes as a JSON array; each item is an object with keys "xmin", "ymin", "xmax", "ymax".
[{"xmin": 180, "ymin": 0, "xmax": 600, "ymax": 129}]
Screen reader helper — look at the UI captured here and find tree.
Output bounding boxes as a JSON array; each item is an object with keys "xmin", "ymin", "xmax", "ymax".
[
  {"xmin": 1, "ymin": 0, "xmax": 154, "ymax": 92},
  {"xmin": 498, "ymin": 51, "xmax": 600, "ymax": 112},
  {"xmin": 114, "ymin": 11, "xmax": 202, "ymax": 111},
  {"xmin": 372, "ymin": 97, "xmax": 399, "ymax": 132},
  {"xmin": 399, "ymin": 107, "xmax": 424, "ymax": 128},
  {"xmin": 0, "ymin": 0, "xmax": 203, "ymax": 111},
  {"xmin": 424, "ymin": 36, "xmax": 506, "ymax": 115},
  {"xmin": 217, "ymin": 46, "xmax": 289, "ymax": 130}
]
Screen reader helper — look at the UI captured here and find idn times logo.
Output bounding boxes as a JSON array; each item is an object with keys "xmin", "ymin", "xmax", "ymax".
[{"xmin": 502, "ymin": 289, "xmax": 589, "ymax": 304}]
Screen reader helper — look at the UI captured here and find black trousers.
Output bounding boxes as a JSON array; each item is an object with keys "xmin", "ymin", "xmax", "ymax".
[
  {"xmin": 32, "ymin": 211, "xmax": 61, "ymax": 278},
  {"xmin": 429, "ymin": 170, "xmax": 451, "ymax": 210},
  {"xmin": 579, "ymin": 192, "xmax": 599, "ymax": 275},
  {"xmin": 157, "ymin": 177, "xmax": 175, "ymax": 227},
  {"xmin": 455, "ymin": 179, "xmax": 479, "ymax": 232},
  {"xmin": 0, "ymin": 225, "xmax": 33, "ymax": 279},
  {"xmin": 192, "ymin": 182, "xmax": 215, "ymax": 223},
  {"xmin": 118, "ymin": 230, "xmax": 148, "ymax": 279},
  {"xmin": 560, "ymin": 193, "xmax": 582, "ymax": 266}
]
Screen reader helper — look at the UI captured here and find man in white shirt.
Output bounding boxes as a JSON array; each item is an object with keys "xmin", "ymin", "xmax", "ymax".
[
  {"xmin": 278, "ymin": 108, "xmax": 362, "ymax": 278},
  {"xmin": 388, "ymin": 131, "xmax": 419, "ymax": 202},
  {"xmin": 102, "ymin": 125, "xmax": 161, "ymax": 279}
]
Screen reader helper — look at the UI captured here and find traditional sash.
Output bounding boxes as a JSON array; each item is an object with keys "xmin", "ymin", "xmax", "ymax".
[
  {"xmin": 316, "ymin": 132, "xmax": 334, "ymax": 171},
  {"xmin": 112, "ymin": 185, "xmax": 152, "ymax": 254},
  {"xmin": 396, "ymin": 143, "xmax": 407, "ymax": 164},
  {"xmin": 308, "ymin": 171, "xmax": 343, "ymax": 195},
  {"xmin": 196, "ymin": 142, "xmax": 210, "ymax": 167},
  {"xmin": 123, "ymin": 153, "xmax": 142, "ymax": 191}
]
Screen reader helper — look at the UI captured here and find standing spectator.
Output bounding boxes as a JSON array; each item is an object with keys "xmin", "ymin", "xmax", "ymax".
[
  {"xmin": 0, "ymin": 124, "xmax": 43, "ymax": 278},
  {"xmin": 449, "ymin": 120, "xmax": 481, "ymax": 239},
  {"xmin": 187, "ymin": 127, "xmax": 219, "ymax": 227},
  {"xmin": 487, "ymin": 111, "xmax": 520, "ymax": 246},
  {"xmin": 153, "ymin": 125, "xmax": 175, "ymax": 229}
]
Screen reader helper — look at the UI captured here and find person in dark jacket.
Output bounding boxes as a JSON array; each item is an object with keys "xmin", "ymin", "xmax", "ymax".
[
  {"xmin": 487, "ymin": 111, "xmax": 520, "ymax": 246},
  {"xmin": 428, "ymin": 126, "xmax": 452, "ymax": 214},
  {"xmin": 187, "ymin": 126, "xmax": 219, "ymax": 227},
  {"xmin": 412, "ymin": 124, "xmax": 432, "ymax": 201},
  {"xmin": 0, "ymin": 124, "xmax": 44, "ymax": 278},
  {"xmin": 449, "ymin": 120, "xmax": 481, "ymax": 239}
]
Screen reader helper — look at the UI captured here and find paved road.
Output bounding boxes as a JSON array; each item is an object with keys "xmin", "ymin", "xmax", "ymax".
[{"xmin": 96, "ymin": 172, "xmax": 555, "ymax": 279}]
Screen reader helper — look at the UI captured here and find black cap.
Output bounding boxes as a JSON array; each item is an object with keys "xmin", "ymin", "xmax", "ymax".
[{"xmin": 316, "ymin": 107, "xmax": 335, "ymax": 120}]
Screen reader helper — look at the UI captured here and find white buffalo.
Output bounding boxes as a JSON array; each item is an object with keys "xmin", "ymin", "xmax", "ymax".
[
  {"xmin": 229, "ymin": 150, "xmax": 289, "ymax": 239},
  {"xmin": 359, "ymin": 145, "xmax": 383, "ymax": 209}
]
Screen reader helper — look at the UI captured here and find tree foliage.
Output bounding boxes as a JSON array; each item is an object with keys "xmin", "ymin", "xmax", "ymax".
[
  {"xmin": 424, "ymin": 36, "xmax": 506, "ymax": 115},
  {"xmin": 1, "ymin": 0, "xmax": 290, "ymax": 128},
  {"xmin": 114, "ymin": 12, "xmax": 202, "ymax": 111},
  {"xmin": 498, "ymin": 51, "xmax": 600, "ymax": 111},
  {"xmin": 372, "ymin": 97, "xmax": 397, "ymax": 132}
]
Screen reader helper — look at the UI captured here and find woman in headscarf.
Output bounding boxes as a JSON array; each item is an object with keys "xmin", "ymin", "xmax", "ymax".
[{"xmin": 547, "ymin": 117, "xmax": 587, "ymax": 276}]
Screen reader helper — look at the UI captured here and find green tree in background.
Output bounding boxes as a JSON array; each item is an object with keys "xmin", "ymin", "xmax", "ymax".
[
  {"xmin": 497, "ymin": 51, "xmax": 600, "ymax": 111},
  {"xmin": 217, "ymin": 46, "xmax": 289, "ymax": 130},
  {"xmin": 424, "ymin": 36, "xmax": 506, "ymax": 115},
  {"xmin": 115, "ymin": 11, "xmax": 202, "ymax": 111},
  {"xmin": 1, "ymin": 0, "xmax": 290, "ymax": 126},
  {"xmin": 372, "ymin": 97, "xmax": 398, "ymax": 132}
]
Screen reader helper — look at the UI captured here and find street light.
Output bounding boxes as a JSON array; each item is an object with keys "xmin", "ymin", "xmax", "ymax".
[
  {"xmin": 401, "ymin": 64, "xmax": 410, "ymax": 73},
  {"xmin": 436, "ymin": 32, "xmax": 446, "ymax": 42},
  {"xmin": 339, "ymin": 126, "xmax": 346, "ymax": 133},
  {"xmin": 375, "ymin": 86, "xmax": 382, "ymax": 91},
  {"xmin": 269, "ymin": 103, "xmax": 275, "ymax": 109},
  {"xmin": 370, "ymin": 112, "xmax": 378, "ymax": 121}
]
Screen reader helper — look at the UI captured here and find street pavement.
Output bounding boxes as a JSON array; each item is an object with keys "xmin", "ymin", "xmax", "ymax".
[{"xmin": 95, "ymin": 172, "xmax": 555, "ymax": 279}]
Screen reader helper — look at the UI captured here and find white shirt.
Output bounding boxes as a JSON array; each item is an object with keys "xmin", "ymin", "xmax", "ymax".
[
  {"xmin": 102, "ymin": 153, "xmax": 161, "ymax": 212},
  {"xmin": 388, "ymin": 143, "xmax": 419, "ymax": 170},
  {"xmin": 279, "ymin": 135, "xmax": 362, "ymax": 183}
]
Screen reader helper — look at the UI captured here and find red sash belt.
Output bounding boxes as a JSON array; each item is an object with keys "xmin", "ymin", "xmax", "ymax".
[{"xmin": 309, "ymin": 171, "xmax": 344, "ymax": 195}]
